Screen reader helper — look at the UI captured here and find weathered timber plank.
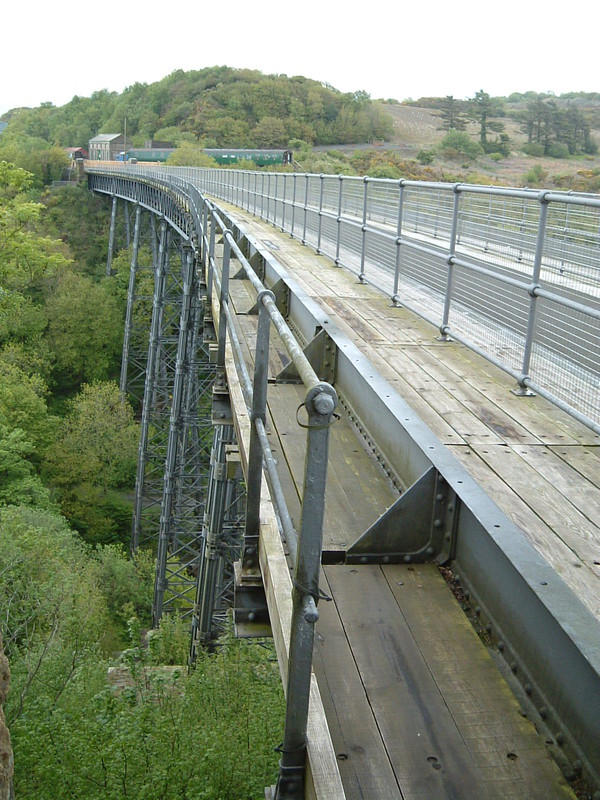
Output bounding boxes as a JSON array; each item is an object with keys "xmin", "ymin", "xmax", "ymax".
[
  {"xmin": 313, "ymin": 569, "xmax": 403, "ymax": 799},
  {"xmin": 382, "ymin": 564, "xmax": 575, "ymax": 800},
  {"xmin": 324, "ymin": 564, "xmax": 492, "ymax": 800},
  {"xmin": 449, "ymin": 445, "xmax": 600, "ymax": 619},
  {"xmin": 266, "ymin": 384, "xmax": 398, "ymax": 551},
  {"xmin": 548, "ymin": 445, "xmax": 600, "ymax": 490}
]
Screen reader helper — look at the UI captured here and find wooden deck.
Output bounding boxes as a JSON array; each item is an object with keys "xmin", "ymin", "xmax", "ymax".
[{"xmin": 219, "ymin": 205, "xmax": 599, "ymax": 799}]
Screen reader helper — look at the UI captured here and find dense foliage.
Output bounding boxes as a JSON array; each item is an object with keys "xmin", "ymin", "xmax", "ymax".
[{"xmin": 0, "ymin": 67, "xmax": 393, "ymax": 158}]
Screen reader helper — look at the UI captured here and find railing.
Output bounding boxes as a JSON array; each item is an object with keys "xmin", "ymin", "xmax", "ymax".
[
  {"xmin": 158, "ymin": 167, "xmax": 599, "ymax": 434},
  {"xmin": 175, "ymin": 177, "xmax": 339, "ymax": 799}
]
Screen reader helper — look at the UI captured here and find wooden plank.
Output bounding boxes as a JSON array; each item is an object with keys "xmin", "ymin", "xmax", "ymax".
[
  {"xmin": 314, "ymin": 569, "xmax": 403, "ymax": 799},
  {"xmin": 447, "ymin": 344, "xmax": 600, "ymax": 447},
  {"xmin": 381, "ymin": 564, "xmax": 574, "ymax": 800},
  {"xmin": 324, "ymin": 564, "xmax": 492, "ymax": 800},
  {"xmin": 548, "ymin": 444, "xmax": 600, "ymax": 490},
  {"xmin": 449, "ymin": 444, "xmax": 600, "ymax": 619},
  {"xmin": 266, "ymin": 384, "xmax": 398, "ymax": 552}
]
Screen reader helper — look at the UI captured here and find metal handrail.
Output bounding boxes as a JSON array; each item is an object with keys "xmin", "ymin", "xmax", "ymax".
[{"xmin": 162, "ymin": 165, "xmax": 599, "ymax": 434}]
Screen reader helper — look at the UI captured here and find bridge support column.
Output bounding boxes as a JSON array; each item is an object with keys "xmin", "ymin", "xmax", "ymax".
[
  {"xmin": 131, "ymin": 218, "xmax": 171, "ymax": 551},
  {"xmin": 120, "ymin": 203, "xmax": 141, "ymax": 398},
  {"xmin": 106, "ymin": 194, "xmax": 118, "ymax": 276}
]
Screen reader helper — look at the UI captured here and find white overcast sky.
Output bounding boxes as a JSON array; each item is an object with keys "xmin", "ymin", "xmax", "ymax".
[{"xmin": 2, "ymin": 0, "xmax": 597, "ymax": 117}]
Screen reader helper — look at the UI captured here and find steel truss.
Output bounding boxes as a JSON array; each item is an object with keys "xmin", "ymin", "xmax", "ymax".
[{"xmin": 95, "ymin": 185, "xmax": 246, "ymax": 638}]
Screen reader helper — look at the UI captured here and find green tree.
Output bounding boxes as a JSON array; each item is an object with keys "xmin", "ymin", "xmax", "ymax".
[
  {"xmin": 0, "ymin": 362, "xmax": 56, "ymax": 457},
  {"xmin": 470, "ymin": 90, "xmax": 506, "ymax": 151},
  {"xmin": 0, "ymin": 424, "xmax": 53, "ymax": 509},
  {"xmin": 439, "ymin": 129, "xmax": 484, "ymax": 160},
  {"xmin": 439, "ymin": 96, "xmax": 467, "ymax": 131},
  {"xmin": 42, "ymin": 382, "xmax": 138, "ymax": 544},
  {"xmin": 0, "ymin": 162, "xmax": 71, "ymax": 290},
  {"xmin": 44, "ymin": 271, "xmax": 123, "ymax": 386}
]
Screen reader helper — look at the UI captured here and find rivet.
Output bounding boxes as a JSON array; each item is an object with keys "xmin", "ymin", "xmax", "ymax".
[
  {"xmin": 498, "ymin": 641, "xmax": 504, "ymax": 652},
  {"xmin": 510, "ymin": 662, "xmax": 518, "ymax": 673},
  {"xmin": 540, "ymin": 707, "xmax": 548, "ymax": 720},
  {"xmin": 556, "ymin": 733, "xmax": 565, "ymax": 746},
  {"xmin": 524, "ymin": 684, "xmax": 532, "ymax": 696},
  {"xmin": 433, "ymin": 519, "xmax": 442, "ymax": 528}
]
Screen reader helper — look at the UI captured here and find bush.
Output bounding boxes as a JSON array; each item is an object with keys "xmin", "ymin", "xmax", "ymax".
[
  {"xmin": 523, "ymin": 142, "xmax": 545, "ymax": 157},
  {"xmin": 417, "ymin": 149, "xmax": 435, "ymax": 165},
  {"xmin": 439, "ymin": 129, "xmax": 483, "ymax": 160},
  {"xmin": 548, "ymin": 142, "xmax": 570, "ymax": 159},
  {"xmin": 523, "ymin": 163, "xmax": 548, "ymax": 186}
]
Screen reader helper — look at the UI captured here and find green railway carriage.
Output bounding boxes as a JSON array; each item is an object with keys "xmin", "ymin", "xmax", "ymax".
[
  {"xmin": 124, "ymin": 147, "xmax": 292, "ymax": 166},
  {"xmin": 202, "ymin": 149, "xmax": 293, "ymax": 166},
  {"xmin": 125, "ymin": 148, "xmax": 176, "ymax": 162}
]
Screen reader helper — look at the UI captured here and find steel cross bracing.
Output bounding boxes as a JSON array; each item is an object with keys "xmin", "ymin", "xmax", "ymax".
[{"xmin": 93, "ymin": 182, "xmax": 237, "ymax": 634}]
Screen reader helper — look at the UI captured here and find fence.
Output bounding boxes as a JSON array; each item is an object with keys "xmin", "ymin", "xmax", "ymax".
[{"xmin": 157, "ymin": 167, "xmax": 600, "ymax": 434}]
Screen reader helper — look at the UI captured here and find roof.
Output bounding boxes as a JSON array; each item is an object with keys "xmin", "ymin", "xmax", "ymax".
[{"xmin": 89, "ymin": 133, "xmax": 123, "ymax": 143}]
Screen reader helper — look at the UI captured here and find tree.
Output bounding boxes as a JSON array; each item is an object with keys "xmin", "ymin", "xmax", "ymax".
[
  {"xmin": 439, "ymin": 96, "xmax": 467, "ymax": 131},
  {"xmin": 470, "ymin": 90, "xmax": 506, "ymax": 151},
  {"xmin": 42, "ymin": 382, "xmax": 139, "ymax": 544},
  {"xmin": 439, "ymin": 129, "xmax": 484, "ymax": 160},
  {"xmin": 0, "ymin": 363, "xmax": 56, "ymax": 458},
  {"xmin": 44, "ymin": 271, "xmax": 123, "ymax": 386},
  {"xmin": 0, "ymin": 424, "xmax": 53, "ymax": 509},
  {"xmin": 0, "ymin": 162, "xmax": 71, "ymax": 291}
]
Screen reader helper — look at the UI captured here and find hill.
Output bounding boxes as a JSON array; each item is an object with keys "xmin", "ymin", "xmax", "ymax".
[{"xmin": 1, "ymin": 68, "xmax": 600, "ymax": 191}]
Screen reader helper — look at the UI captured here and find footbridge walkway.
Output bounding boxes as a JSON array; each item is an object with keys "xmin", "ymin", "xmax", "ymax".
[{"xmin": 86, "ymin": 163, "xmax": 600, "ymax": 800}]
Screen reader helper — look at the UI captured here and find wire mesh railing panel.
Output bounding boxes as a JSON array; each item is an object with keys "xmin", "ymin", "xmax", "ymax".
[
  {"xmin": 449, "ymin": 264, "xmax": 529, "ymax": 374},
  {"xmin": 544, "ymin": 202, "xmax": 600, "ymax": 291},
  {"xmin": 530, "ymin": 295, "xmax": 600, "ymax": 422}
]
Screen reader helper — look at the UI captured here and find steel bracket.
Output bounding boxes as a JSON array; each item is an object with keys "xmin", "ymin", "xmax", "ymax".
[
  {"xmin": 249, "ymin": 278, "xmax": 290, "ymax": 318},
  {"xmin": 211, "ymin": 387, "xmax": 233, "ymax": 426},
  {"xmin": 276, "ymin": 328, "xmax": 337, "ymax": 385},
  {"xmin": 346, "ymin": 466, "xmax": 457, "ymax": 563}
]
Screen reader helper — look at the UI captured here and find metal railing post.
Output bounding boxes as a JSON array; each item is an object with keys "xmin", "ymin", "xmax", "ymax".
[
  {"xmin": 244, "ymin": 293, "xmax": 273, "ymax": 538},
  {"xmin": 439, "ymin": 185, "xmax": 461, "ymax": 340},
  {"xmin": 280, "ymin": 174, "xmax": 286, "ymax": 232},
  {"xmin": 359, "ymin": 177, "xmax": 369, "ymax": 283},
  {"xmin": 316, "ymin": 174, "xmax": 325, "ymax": 254},
  {"xmin": 291, "ymin": 173, "xmax": 297, "ymax": 237},
  {"xmin": 392, "ymin": 180, "xmax": 405, "ymax": 306},
  {"xmin": 274, "ymin": 382, "xmax": 338, "ymax": 800},
  {"xmin": 302, "ymin": 175, "xmax": 309, "ymax": 246},
  {"xmin": 514, "ymin": 192, "xmax": 550, "ymax": 395},
  {"xmin": 335, "ymin": 175, "xmax": 343, "ymax": 266}
]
